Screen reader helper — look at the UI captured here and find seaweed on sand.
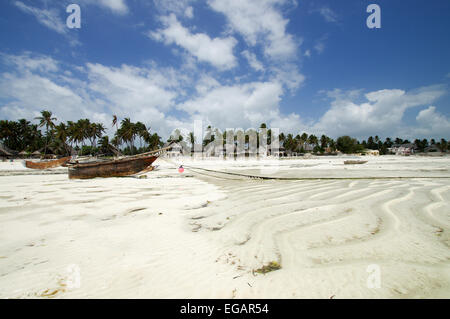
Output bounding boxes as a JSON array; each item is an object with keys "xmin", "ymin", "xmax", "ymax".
[{"xmin": 254, "ymin": 261, "xmax": 281, "ymax": 274}]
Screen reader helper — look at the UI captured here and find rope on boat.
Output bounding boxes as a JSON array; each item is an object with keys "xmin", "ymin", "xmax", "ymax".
[
  {"xmin": 125, "ymin": 145, "xmax": 174, "ymax": 159},
  {"xmin": 185, "ymin": 166, "xmax": 450, "ymax": 181},
  {"xmin": 158, "ymin": 157, "xmax": 450, "ymax": 181}
]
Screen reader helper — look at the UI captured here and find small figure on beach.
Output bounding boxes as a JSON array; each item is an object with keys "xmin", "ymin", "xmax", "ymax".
[{"xmin": 178, "ymin": 165, "xmax": 184, "ymax": 173}]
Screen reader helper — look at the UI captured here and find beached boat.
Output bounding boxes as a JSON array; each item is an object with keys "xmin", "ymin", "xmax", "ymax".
[
  {"xmin": 25, "ymin": 156, "xmax": 72, "ymax": 170},
  {"xmin": 68, "ymin": 155, "xmax": 158, "ymax": 179},
  {"xmin": 344, "ymin": 160, "xmax": 368, "ymax": 165}
]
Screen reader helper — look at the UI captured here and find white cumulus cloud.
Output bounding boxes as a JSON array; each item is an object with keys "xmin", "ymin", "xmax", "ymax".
[
  {"xmin": 317, "ymin": 7, "xmax": 338, "ymax": 23},
  {"xmin": 1, "ymin": 52, "xmax": 448, "ymax": 140},
  {"xmin": 241, "ymin": 50, "xmax": 264, "ymax": 72},
  {"xmin": 153, "ymin": 0, "xmax": 195, "ymax": 17},
  {"xmin": 413, "ymin": 106, "xmax": 450, "ymax": 138},
  {"xmin": 208, "ymin": 0, "xmax": 298, "ymax": 60},
  {"xmin": 80, "ymin": 0, "xmax": 129, "ymax": 15},
  {"xmin": 313, "ymin": 85, "xmax": 447, "ymax": 138},
  {"xmin": 149, "ymin": 14, "xmax": 237, "ymax": 70},
  {"xmin": 178, "ymin": 80, "xmax": 305, "ymax": 131},
  {"xmin": 14, "ymin": 1, "xmax": 67, "ymax": 34}
]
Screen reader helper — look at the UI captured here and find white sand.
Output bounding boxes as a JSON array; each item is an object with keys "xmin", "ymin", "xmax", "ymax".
[{"xmin": 0, "ymin": 155, "xmax": 449, "ymax": 298}]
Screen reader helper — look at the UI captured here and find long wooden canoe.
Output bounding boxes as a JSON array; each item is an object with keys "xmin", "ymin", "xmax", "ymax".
[
  {"xmin": 68, "ymin": 155, "xmax": 158, "ymax": 179},
  {"xmin": 25, "ymin": 156, "xmax": 72, "ymax": 170},
  {"xmin": 344, "ymin": 160, "xmax": 368, "ymax": 165}
]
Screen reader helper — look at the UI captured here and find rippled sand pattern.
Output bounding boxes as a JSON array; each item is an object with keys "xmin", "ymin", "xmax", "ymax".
[
  {"xmin": 0, "ymin": 173, "xmax": 230, "ymax": 298},
  {"xmin": 0, "ymin": 157, "xmax": 449, "ymax": 298},
  {"xmin": 189, "ymin": 175, "xmax": 450, "ymax": 298}
]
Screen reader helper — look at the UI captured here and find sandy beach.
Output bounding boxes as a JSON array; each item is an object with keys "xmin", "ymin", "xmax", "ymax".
[{"xmin": 0, "ymin": 155, "xmax": 449, "ymax": 298}]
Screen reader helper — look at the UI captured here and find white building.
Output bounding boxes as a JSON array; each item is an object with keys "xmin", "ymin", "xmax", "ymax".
[
  {"xmin": 165, "ymin": 142, "xmax": 184, "ymax": 158},
  {"xmin": 388, "ymin": 144, "xmax": 415, "ymax": 155},
  {"xmin": 365, "ymin": 149, "xmax": 380, "ymax": 156}
]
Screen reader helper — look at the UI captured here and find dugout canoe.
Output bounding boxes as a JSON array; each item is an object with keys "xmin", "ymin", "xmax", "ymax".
[
  {"xmin": 344, "ymin": 160, "xmax": 368, "ymax": 165},
  {"xmin": 25, "ymin": 156, "xmax": 72, "ymax": 170},
  {"xmin": 68, "ymin": 155, "xmax": 158, "ymax": 179}
]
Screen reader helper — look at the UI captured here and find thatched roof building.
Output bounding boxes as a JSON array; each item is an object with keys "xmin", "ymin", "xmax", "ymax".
[
  {"xmin": 18, "ymin": 151, "xmax": 29, "ymax": 158},
  {"xmin": 0, "ymin": 145, "xmax": 13, "ymax": 157}
]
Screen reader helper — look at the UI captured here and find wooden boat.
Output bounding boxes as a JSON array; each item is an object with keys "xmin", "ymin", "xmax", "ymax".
[
  {"xmin": 25, "ymin": 156, "xmax": 72, "ymax": 170},
  {"xmin": 344, "ymin": 160, "xmax": 368, "ymax": 165},
  {"xmin": 68, "ymin": 155, "xmax": 158, "ymax": 179}
]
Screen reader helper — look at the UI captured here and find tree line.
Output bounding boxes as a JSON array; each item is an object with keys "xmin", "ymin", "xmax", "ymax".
[
  {"xmin": 0, "ymin": 114, "xmax": 448, "ymax": 157},
  {"xmin": 0, "ymin": 110, "xmax": 163, "ymax": 156},
  {"xmin": 178, "ymin": 123, "xmax": 448, "ymax": 155},
  {"xmin": 278, "ymin": 132, "xmax": 448, "ymax": 155}
]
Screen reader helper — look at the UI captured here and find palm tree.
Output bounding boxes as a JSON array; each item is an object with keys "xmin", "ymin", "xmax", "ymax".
[
  {"xmin": 439, "ymin": 139, "xmax": 447, "ymax": 152},
  {"xmin": 118, "ymin": 118, "xmax": 137, "ymax": 154},
  {"xmin": 90, "ymin": 123, "xmax": 106, "ymax": 149},
  {"xmin": 307, "ymin": 134, "xmax": 318, "ymax": 148},
  {"xmin": 111, "ymin": 136, "xmax": 120, "ymax": 149},
  {"xmin": 67, "ymin": 121, "xmax": 77, "ymax": 149},
  {"xmin": 384, "ymin": 137, "xmax": 393, "ymax": 148},
  {"xmin": 112, "ymin": 115, "xmax": 118, "ymax": 131},
  {"xmin": 329, "ymin": 139, "xmax": 337, "ymax": 152},
  {"xmin": 299, "ymin": 133, "xmax": 308, "ymax": 150},
  {"xmin": 294, "ymin": 134, "xmax": 301, "ymax": 150},
  {"xmin": 320, "ymin": 135, "xmax": 329, "ymax": 150},
  {"xmin": 189, "ymin": 131, "xmax": 195, "ymax": 153},
  {"xmin": 144, "ymin": 132, "xmax": 163, "ymax": 151},
  {"xmin": 0, "ymin": 120, "xmax": 16, "ymax": 150},
  {"xmin": 135, "ymin": 121, "xmax": 148, "ymax": 150},
  {"xmin": 55, "ymin": 123, "xmax": 71, "ymax": 155},
  {"xmin": 68, "ymin": 119, "xmax": 89, "ymax": 154},
  {"xmin": 35, "ymin": 110, "xmax": 56, "ymax": 156},
  {"xmin": 279, "ymin": 133, "xmax": 286, "ymax": 147},
  {"xmin": 99, "ymin": 136, "xmax": 115, "ymax": 155},
  {"xmin": 99, "ymin": 136, "xmax": 109, "ymax": 150},
  {"xmin": 78, "ymin": 119, "xmax": 91, "ymax": 149},
  {"xmin": 17, "ymin": 119, "xmax": 31, "ymax": 151},
  {"xmin": 27, "ymin": 124, "xmax": 43, "ymax": 152},
  {"xmin": 300, "ymin": 133, "xmax": 308, "ymax": 142},
  {"xmin": 284, "ymin": 134, "xmax": 295, "ymax": 153}
]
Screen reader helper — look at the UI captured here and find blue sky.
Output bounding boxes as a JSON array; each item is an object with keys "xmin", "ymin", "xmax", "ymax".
[{"xmin": 0, "ymin": 0, "xmax": 449, "ymax": 139}]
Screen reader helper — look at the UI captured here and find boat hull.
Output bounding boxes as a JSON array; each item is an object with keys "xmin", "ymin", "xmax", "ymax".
[
  {"xmin": 344, "ymin": 160, "xmax": 368, "ymax": 165},
  {"xmin": 25, "ymin": 157, "xmax": 72, "ymax": 170},
  {"xmin": 68, "ymin": 156, "xmax": 158, "ymax": 179}
]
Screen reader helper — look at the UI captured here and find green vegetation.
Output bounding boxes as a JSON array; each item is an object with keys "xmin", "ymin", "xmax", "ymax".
[
  {"xmin": 278, "ymin": 130, "xmax": 447, "ymax": 155},
  {"xmin": 0, "ymin": 111, "xmax": 163, "ymax": 156},
  {"xmin": 336, "ymin": 136, "xmax": 365, "ymax": 154},
  {"xmin": 254, "ymin": 261, "xmax": 282, "ymax": 274},
  {"xmin": 1, "ymin": 115, "xmax": 448, "ymax": 157}
]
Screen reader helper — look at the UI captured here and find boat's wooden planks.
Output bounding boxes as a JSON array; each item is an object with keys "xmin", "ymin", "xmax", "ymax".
[{"xmin": 68, "ymin": 155, "xmax": 158, "ymax": 179}]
